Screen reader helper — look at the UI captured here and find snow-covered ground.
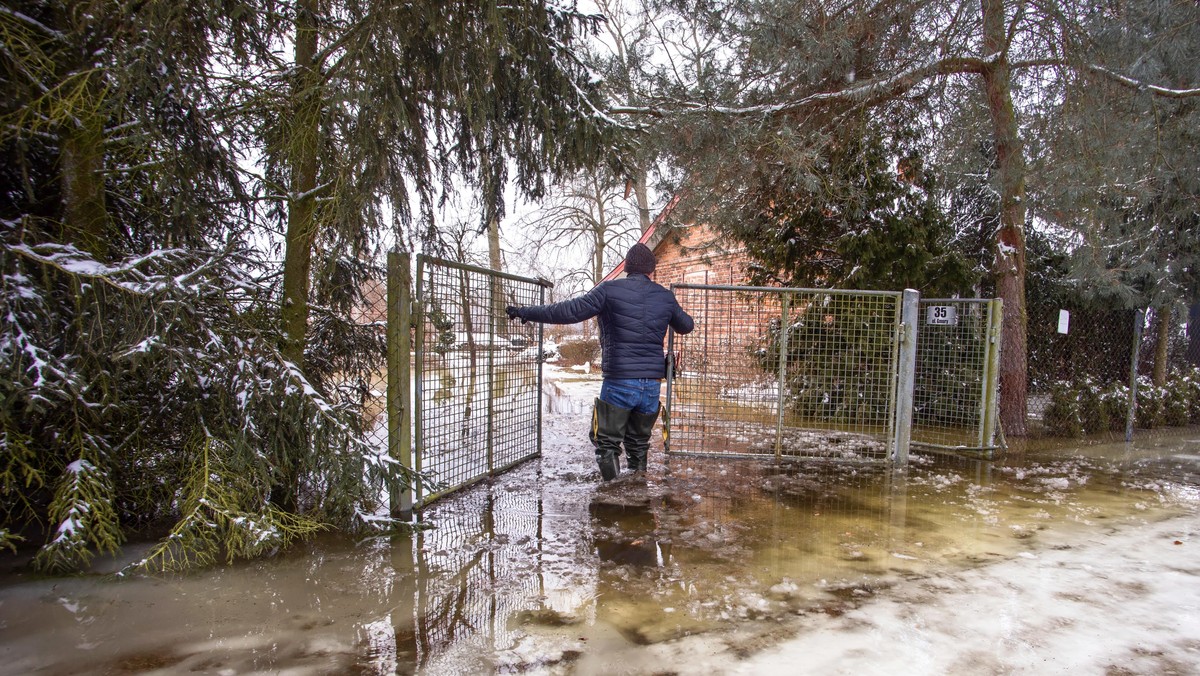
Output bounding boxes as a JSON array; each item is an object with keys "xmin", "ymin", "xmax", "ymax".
[
  {"xmin": 624, "ymin": 512, "xmax": 1200, "ymax": 675},
  {"xmin": 527, "ymin": 367, "xmax": 1200, "ymax": 675}
]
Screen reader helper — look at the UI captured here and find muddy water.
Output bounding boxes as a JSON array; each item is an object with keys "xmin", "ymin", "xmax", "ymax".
[{"xmin": 2, "ymin": 419, "xmax": 1198, "ymax": 675}]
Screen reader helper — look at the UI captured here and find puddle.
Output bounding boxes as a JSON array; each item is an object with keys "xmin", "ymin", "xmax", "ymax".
[{"xmin": 1, "ymin": 379, "xmax": 1198, "ymax": 675}]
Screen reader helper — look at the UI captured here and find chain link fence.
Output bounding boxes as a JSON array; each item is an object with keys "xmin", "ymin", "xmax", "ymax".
[
  {"xmin": 666, "ymin": 285, "xmax": 905, "ymax": 462},
  {"xmin": 1026, "ymin": 299, "xmax": 1200, "ymax": 440}
]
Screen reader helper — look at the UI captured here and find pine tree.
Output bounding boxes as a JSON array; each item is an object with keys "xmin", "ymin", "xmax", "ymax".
[
  {"xmin": 264, "ymin": 0, "xmax": 616, "ymax": 379},
  {"xmin": 616, "ymin": 0, "xmax": 1200, "ymax": 435},
  {"xmin": 1, "ymin": 0, "xmax": 618, "ymax": 571},
  {"xmin": 722, "ymin": 112, "xmax": 976, "ymax": 295}
]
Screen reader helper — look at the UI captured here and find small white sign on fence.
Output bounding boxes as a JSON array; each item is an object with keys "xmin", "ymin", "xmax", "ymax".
[
  {"xmin": 926, "ymin": 305, "xmax": 958, "ymax": 326},
  {"xmin": 1058, "ymin": 309, "xmax": 1070, "ymax": 334}
]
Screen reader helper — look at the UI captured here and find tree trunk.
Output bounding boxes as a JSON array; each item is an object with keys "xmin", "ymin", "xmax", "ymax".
[
  {"xmin": 281, "ymin": 0, "xmax": 321, "ymax": 371},
  {"xmin": 60, "ymin": 101, "xmax": 109, "ymax": 259},
  {"xmin": 487, "ymin": 215, "xmax": 507, "ymax": 337},
  {"xmin": 633, "ymin": 166, "xmax": 652, "ymax": 233},
  {"xmin": 1188, "ymin": 303, "xmax": 1200, "ymax": 367},
  {"xmin": 593, "ymin": 178, "xmax": 608, "ymax": 285},
  {"xmin": 458, "ymin": 268, "xmax": 478, "ymax": 420},
  {"xmin": 54, "ymin": 4, "xmax": 109, "ymax": 260},
  {"xmin": 276, "ymin": 0, "xmax": 321, "ymax": 513},
  {"xmin": 593, "ymin": 231, "xmax": 605, "ymax": 286},
  {"xmin": 981, "ymin": 0, "xmax": 1029, "ymax": 437},
  {"xmin": 1152, "ymin": 306, "xmax": 1172, "ymax": 386}
]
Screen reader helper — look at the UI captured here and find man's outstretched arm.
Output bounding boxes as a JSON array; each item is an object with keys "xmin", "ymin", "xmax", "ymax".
[{"xmin": 508, "ymin": 285, "xmax": 606, "ymax": 325}]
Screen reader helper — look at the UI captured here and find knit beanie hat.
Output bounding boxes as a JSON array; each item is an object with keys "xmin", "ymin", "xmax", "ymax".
[{"xmin": 625, "ymin": 243, "xmax": 656, "ymax": 275}]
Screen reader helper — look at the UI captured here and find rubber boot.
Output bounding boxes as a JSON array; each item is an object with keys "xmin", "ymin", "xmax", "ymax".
[
  {"xmin": 623, "ymin": 403, "xmax": 660, "ymax": 472},
  {"xmin": 590, "ymin": 398, "xmax": 631, "ymax": 481}
]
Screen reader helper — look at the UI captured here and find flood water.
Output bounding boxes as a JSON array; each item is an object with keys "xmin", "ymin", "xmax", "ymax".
[{"xmin": 2, "ymin": 390, "xmax": 1199, "ymax": 675}]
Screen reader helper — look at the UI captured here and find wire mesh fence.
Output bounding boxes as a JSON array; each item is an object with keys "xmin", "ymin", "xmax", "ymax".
[
  {"xmin": 413, "ymin": 255, "xmax": 549, "ymax": 506},
  {"xmin": 912, "ymin": 298, "xmax": 1001, "ymax": 454},
  {"xmin": 666, "ymin": 285, "xmax": 903, "ymax": 462}
]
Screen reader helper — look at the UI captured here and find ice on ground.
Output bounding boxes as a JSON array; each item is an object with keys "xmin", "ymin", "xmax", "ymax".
[{"xmin": 1, "ymin": 366, "xmax": 1198, "ymax": 676}]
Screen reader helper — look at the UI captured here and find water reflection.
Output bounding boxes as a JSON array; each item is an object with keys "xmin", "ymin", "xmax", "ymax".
[
  {"xmin": 1, "ymin": 431, "xmax": 1197, "ymax": 675},
  {"xmin": 391, "ymin": 456, "xmax": 930, "ymax": 666},
  {"xmin": 399, "ymin": 485, "xmax": 541, "ymax": 672},
  {"xmin": 591, "ymin": 502, "xmax": 670, "ymax": 568}
]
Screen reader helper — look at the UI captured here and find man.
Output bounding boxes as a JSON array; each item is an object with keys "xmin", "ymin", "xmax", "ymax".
[{"xmin": 507, "ymin": 243, "xmax": 694, "ymax": 480}]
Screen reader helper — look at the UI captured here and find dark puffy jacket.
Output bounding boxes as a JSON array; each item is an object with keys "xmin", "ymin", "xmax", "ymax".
[{"xmin": 520, "ymin": 273, "xmax": 694, "ymax": 379}]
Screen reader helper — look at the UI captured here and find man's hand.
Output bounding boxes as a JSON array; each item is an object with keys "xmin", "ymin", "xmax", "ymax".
[{"xmin": 506, "ymin": 306, "xmax": 528, "ymax": 324}]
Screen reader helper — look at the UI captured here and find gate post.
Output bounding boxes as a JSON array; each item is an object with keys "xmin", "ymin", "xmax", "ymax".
[
  {"xmin": 387, "ymin": 251, "xmax": 414, "ymax": 519},
  {"xmin": 892, "ymin": 289, "xmax": 919, "ymax": 465},
  {"xmin": 664, "ymin": 328, "xmax": 675, "ymax": 454},
  {"xmin": 981, "ymin": 298, "xmax": 1003, "ymax": 452},
  {"xmin": 775, "ymin": 294, "xmax": 792, "ymax": 461},
  {"xmin": 538, "ymin": 283, "xmax": 547, "ymax": 457}
]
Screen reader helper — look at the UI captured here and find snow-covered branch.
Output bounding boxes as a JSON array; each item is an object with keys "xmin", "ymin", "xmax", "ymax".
[
  {"xmin": 614, "ymin": 50, "xmax": 1200, "ymax": 123},
  {"xmin": 1084, "ymin": 64, "xmax": 1200, "ymax": 98},
  {"xmin": 612, "ymin": 55, "xmax": 996, "ymax": 118},
  {"xmin": 1006, "ymin": 57, "xmax": 1200, "ymax": 98},
  {"xmin": 0, "ymin": 6, "xmax": 66, "ymax": 40}
]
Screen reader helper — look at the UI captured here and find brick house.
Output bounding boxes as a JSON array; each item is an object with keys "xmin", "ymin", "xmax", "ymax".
[
  {"xmin": 602, "ymin": 201, "xmax": 776, "ymax": 383},
  {"xmin": 602, "ymin": 198, "xmax": 754, "ymax": 288}
]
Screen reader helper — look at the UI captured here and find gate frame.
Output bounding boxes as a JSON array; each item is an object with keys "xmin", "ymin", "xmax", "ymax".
[
  {"xmin": 664, "ymin": 284, "xmax": 918, "ymax": 466},
  {"xmin": 388, "ymin": 253, "xmax": 551, "ymax": 512},
  {"xmin": 910, "ymin": 297, "xmax": 1003, "ymax": 457}
]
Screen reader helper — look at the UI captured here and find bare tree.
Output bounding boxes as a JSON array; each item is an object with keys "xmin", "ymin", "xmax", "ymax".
[
  {"xmin": 518, "ymin": 168, "xmax": 643, "ymax": 288},
  {"xmin": 593, "ymin": 0, "xmax": 669, "ymax": 232}
]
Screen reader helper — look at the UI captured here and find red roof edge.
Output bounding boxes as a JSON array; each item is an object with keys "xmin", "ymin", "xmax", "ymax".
[{"xmin": 600, "ymin": 194, "xmax": 682, "ymax": 283}]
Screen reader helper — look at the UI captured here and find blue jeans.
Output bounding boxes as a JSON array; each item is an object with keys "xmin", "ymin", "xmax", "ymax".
[{"xmin": 600, "ymin": 378, "xmax": 661, "ymax": 415}]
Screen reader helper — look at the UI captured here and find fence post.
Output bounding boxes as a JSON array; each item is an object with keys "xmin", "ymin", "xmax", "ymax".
[
  {"xmin": 981, "ymin": 298, "xmax": 1003, "ymax": 452},
  {"xmin": 538, "ymin": 283, "xmax": 547, "ymax": 458},
  {"xmin": 775, "ymin": 293, "xmax": 792, "ymax": 461},
  {"xmin": 487, "ymin": 274, "xmax": 496, "ymax": 474},
  {"xmin": 413, "ymin": 257, "xmax": 427, "ymax": 506},
  {"xmin": 387, "ymin": 251, "xmax": 414, "ymax": 519},
  {"xmin": 664, "ymin": 327, "xmax": 675, "ymax": 454},
  {"xmin": 892, "ymin": 289, "xmax": 919, "ymax": 465},
  {"xmin": 1126, "ymin": 309, "xmax": 1145, "ymax": 442}
]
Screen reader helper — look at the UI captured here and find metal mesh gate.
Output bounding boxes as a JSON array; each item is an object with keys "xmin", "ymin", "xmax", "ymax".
[
  {"xmin": 912, "ymin": 298, "xmax": 1002, "ymax": 454},
  {"xmin": 412, "ymin": 255, "xmax": 549, "ymax": 506},
  {"xmin": 665, "ymin": 285, "xmax": 906, "ymax": 462}
]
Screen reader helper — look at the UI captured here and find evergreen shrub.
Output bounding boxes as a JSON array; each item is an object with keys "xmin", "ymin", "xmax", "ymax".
[
  {"xmin": 1076, "ymin": 378, "xmax": 1112, "ymax": 433},
  {"xmin": 1041, "ymin": 368, "xmax": 1200, "ymax": 437},
  {"xmin": 1100, "ymin": 386, "xmax": 1131, "ymax": 431},
  {"xmin": 1182, "ymin": 370, "xmax": 1200, "ymax": 423},
  {"xmin": 1043, "ymin": 382, "xmax": 1083, "ymax": 438},
  {"xmin": 1134, "ymin": 378, "xmax": 1165, "ymax": 429}
]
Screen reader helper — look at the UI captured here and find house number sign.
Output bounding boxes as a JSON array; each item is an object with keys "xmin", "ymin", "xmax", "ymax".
[{"xmin": 926, "ymin": 305, "xmax": 958, "ymax": 326}]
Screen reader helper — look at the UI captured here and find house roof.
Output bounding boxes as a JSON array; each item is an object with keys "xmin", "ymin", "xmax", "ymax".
[{"xmin": 601, "ymin": 194, "xmax": 681, "ymax": 282}]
